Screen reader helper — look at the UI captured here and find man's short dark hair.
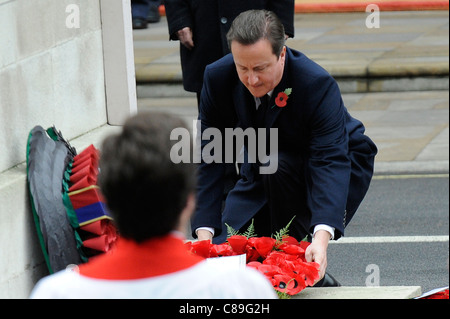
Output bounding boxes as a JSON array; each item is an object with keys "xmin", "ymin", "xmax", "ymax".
[
  {"xmin": 98, "ymin": 112, "xmax": 195, "ymax": 242},
  {"xmin": 226, "ymin": 10, "xmax": 286, "ymax": 58}
]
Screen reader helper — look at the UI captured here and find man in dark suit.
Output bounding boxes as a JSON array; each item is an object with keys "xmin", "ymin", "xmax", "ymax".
[
  {"xmin": 191, "ymin": 10, "xmax": 377, "ymax": 284},
  {"xmin": 164, "ymin": 0, "xmax": 295, "ymax": 103}
]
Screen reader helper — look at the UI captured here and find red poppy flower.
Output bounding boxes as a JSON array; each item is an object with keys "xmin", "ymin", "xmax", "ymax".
[
  {"xmin": 246, "ymin": 236, "xmax": 259, "ymax": 248},
  {"xmin": 275, "ymin": 92, "xmax": 289, "ymax": 107},
  {"xmin": 246, "ymin": 261, "xmax": 262, "ymax": 269},
  {"xmin": 292, "ymin": 261, "xmax": 320, "ymax": 287},
  {"xmin": 266, "ymin": 251, "xmax": 296, "ymax": 264},
  {"xmin": 299, "ymin": 240, "xmax": 311, "ymax": 250},
  {"xmin": 245, "ymin": 246, "xmax": 261, "ymax": 262},
  {"xmin": 209, "ymin": 243, "xmax": 233, "ymax": 257},
  {"xmin": 264, "ymin": 251, "xmax": 286, "ymax": 266},
  {"xmin": 272, "ymin": 274, "xmax": 304, "ymax": 295},
  {"xmin": 281, "ymin": 235, "xmax": 299, "ymax": 245},
  {"xmin": 257, "ymin": 264, "xmax": 282, "ymax": 278},
  {"xmin": 252, "ymin": 237, "xmax": 276, "ymax": 258},
  {"xmin": 190, "ymin": 240, "xmax": 211, "ymax": 258},
  {"xmin": 278, "ymin": 243, "xmax": 305, "ymax": 256},
  {"xmin": 227, "ymin": 235, "xmax": 248, "ymax": 254}
]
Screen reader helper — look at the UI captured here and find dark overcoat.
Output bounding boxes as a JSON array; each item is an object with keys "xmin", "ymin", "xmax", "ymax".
[
  {"xmin": 164, "ymin": 0, "xmax": 295, "ymax": 93},
  {"xmin": 192, "ymin": 47, "xmax": 378, "ymax": 244}
]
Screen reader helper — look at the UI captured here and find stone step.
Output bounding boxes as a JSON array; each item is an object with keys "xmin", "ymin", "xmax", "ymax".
[{"xmin": 293, "ymin": 286, "xmax": 422, "ymax": 299}]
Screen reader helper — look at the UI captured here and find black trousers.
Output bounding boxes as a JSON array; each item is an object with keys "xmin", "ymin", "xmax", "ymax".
[{"xmin": 240, "ymin": 151, "xmax": 311, "ymax": 242}]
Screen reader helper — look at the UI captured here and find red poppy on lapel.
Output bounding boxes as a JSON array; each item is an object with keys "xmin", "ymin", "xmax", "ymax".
[{"xmin": 273, "ymin": 88, "xmax": 292, "ymax": 108}]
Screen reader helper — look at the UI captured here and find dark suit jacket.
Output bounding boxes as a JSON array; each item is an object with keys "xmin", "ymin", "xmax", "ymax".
[
  {"xmin": 192, "ymin": 47, "xmax": 377, "ymax": 242},
  {"xmin": 164, "ymin": 0, "xmax": 295, "ymax": 92}
]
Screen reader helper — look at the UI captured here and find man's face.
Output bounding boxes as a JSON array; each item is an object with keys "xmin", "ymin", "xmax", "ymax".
[{"xmin": 231, "ymin": 39, "xmax": 286, "ymax": 98}]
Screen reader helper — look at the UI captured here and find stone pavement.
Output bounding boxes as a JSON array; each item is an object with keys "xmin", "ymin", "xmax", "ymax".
[
  {"xmin": 133, "ymin": 10, "xmax": 449, "ymax": 175},
  {"xmin": 295, "ymin": 285, "xmax": 422, "ymax": 299}
]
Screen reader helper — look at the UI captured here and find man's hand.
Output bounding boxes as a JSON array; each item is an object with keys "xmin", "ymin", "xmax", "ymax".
[
  {"xmin": 196, "ymin": 229, "xmax": 213, "ymax": 242},
  {"xmin": 177, "ymin": 27, "xmax": 194, "ymax": 50},
  {"xmin": 305, "ymin": 230, "xmax": 330, "ymax": 284}
]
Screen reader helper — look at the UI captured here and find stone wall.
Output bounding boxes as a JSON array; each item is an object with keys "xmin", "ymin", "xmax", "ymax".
[{"xmin": 0, "ymin": 0, "xmax": 135, "ymax": 298}]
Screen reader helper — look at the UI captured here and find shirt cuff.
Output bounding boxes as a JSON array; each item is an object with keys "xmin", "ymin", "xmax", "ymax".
[
  {"xmin": 195, "ymin": 227, "xmax": 215, "ymax": 237},
  {"xmin": 313, "ymin": 224, "xmax": 335, "ymax": 240}
]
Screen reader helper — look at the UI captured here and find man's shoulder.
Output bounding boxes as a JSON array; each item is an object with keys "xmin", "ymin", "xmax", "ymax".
[
  {"xmin": 203, "ymin": 54, "xmax": 240, "ymax": 93},
  {"xmin": 207, "ymin": 52, "xmax": 235, "ymax": 69},
  {"xmin": 286, "ymin": 47, "xmax": 331, "ymax": 79},
  {"xmin": 204, "ymin": 54, "xmax": 237, "ymax": 79},
  {"xmin": 285, "ymin": 47, "xmax": 338, "ymax": 95}
]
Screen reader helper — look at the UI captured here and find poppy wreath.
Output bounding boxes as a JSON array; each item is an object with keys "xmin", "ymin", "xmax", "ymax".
[{"xmin": 185, "ymin": 217, "xmax": 320, "ymax": 298}]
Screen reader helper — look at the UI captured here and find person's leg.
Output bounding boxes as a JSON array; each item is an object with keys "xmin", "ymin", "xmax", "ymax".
[
  {"xmin": 131, "ymin": 0, "xmax": 150, "ymax": 29},
  {"xmin": 147, "ymin": 0, "xmax": 161, "ymax": 23},
  {"xmin": 261, "ymin": 152, "xmax": 341, "ymax": 286},
  {"xmin": 261, "ymin": 151, "xmax": 310, "ymax": 241},
  {"xmin": 239, "ymin": 203, "xmax": 272, "ymax": 238}
]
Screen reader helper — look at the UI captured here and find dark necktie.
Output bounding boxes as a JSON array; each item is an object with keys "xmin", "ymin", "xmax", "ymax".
[{"xmin": 255, "ymin": 94, "xmax": 269, "ymax": 128}]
